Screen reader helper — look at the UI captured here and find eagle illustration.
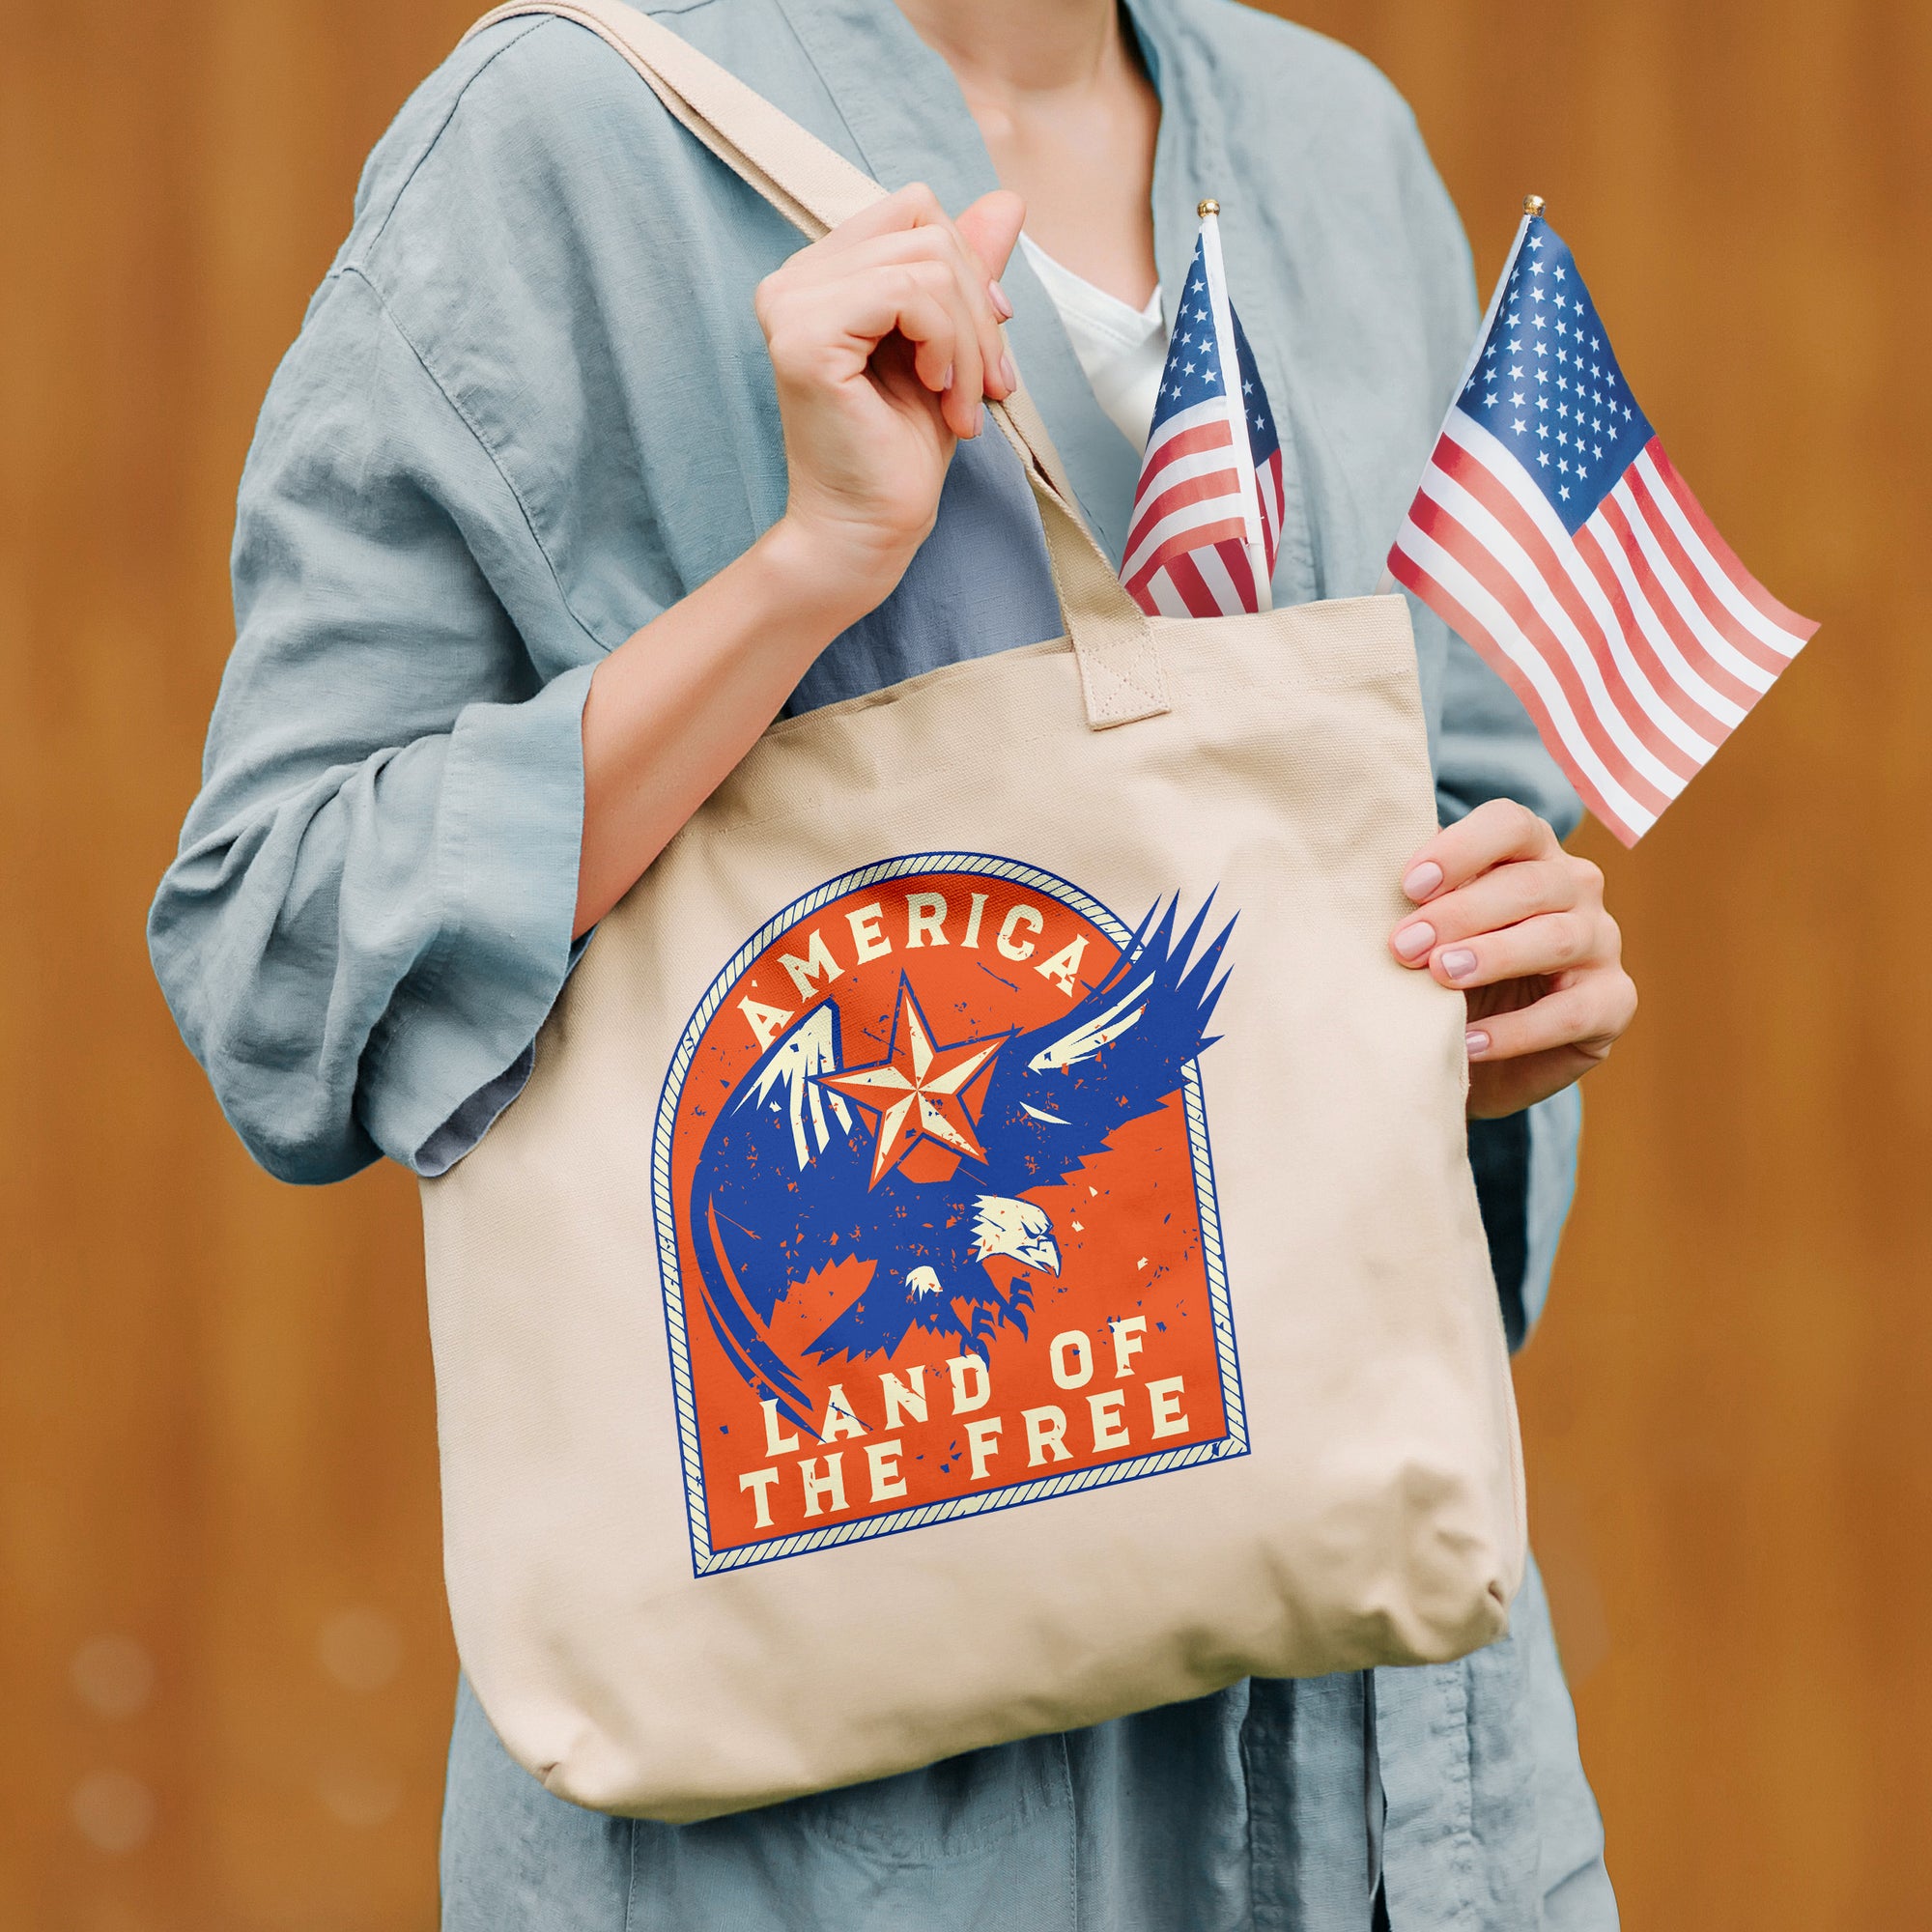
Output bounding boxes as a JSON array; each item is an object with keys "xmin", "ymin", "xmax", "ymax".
[{"xmin": 689, "ymin": 896, "xmax": 1233, "ymax": 1433}]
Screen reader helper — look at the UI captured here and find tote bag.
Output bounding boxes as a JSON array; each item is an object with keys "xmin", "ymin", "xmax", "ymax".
[{"xmin": 422, "ymin": 0, "xmax": 1525, "ymax": 1823}]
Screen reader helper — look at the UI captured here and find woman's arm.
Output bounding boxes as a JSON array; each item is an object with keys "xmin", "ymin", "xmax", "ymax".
[
  {"xmin": 150, "ymin": 257, "xmax": 608, "ymax": 1184},
  {"xmin": 152, "ymin": 169, "xmax": 1024, "ymax": 1181},
  {"xmin": 573, "ymin": 185, "xmax": 1025, "ymax": 933}
]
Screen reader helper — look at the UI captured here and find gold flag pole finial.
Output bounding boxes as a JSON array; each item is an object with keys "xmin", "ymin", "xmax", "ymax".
[
  {"xmin": 1523, "ymin": 193, "xmax": 1547, "ymax": 219},
  {"xmin": 1198, "ymin": 198, "xmax": 1220, "ymax": 218}
]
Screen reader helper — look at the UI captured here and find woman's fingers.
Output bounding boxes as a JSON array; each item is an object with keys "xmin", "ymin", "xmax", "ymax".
[
  {"xmin": 750, "ymin": 183, "xmax": 1028, "ymax": 616},
  {"xmin": 1386, "ymin": 800, "xmax": 1637, "ymax": 1109},
  {"xmin": 863, "ymin": 261, "xmax": 985, "ymax": 434},
  {"xmin": 954, "ymin": 186, "xmax": 1027, "ymax": 372},
  {"xmin": 867, "ymin": 189, "xmax": 1022, "ymax": 396},
  {"xmin": 860, "ymin": 230, "xmax": 1010, "ymax": 408},
  {"xmin": 953, "ymin": 187, "xmax": 1027, "ymax": 278},
  {"xmin": 763, "ymin": 250, "xmax": 987, "ymax": 436},
  {"xmin": 772, "ymin": 184, "xmax": 1019, "ymax": 414},
  {"xmin": 1420, "ymin": 910, "xmax": 1608, "ymax": 991},
  {"xmin": 1395, "ymin": 806, "xmax": 1637, "ymax": 1109},
  {"xmin": 762, "ymin": 261, "xmax": 983, "ymax": 436},
  {"xmin": 1390, "ymin": 855, "xmax": 1596, "ymax": 966},
  {"xmin": 1401, "ymin": 798, "xmax": 1559, "ymax": 903},
  {"xmin": 834, "ymin": 239, "xmax": 1000, "ymax": 423},
  {"xmin": 1463, "ymin": 970, "xmax": 1637, "ymax": 1065}
]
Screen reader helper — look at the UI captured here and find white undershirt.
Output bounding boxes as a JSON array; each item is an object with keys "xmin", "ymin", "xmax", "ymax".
[{"xmin": 1018, "ymin": 232, "xmax": 1165, "ymax": 451}]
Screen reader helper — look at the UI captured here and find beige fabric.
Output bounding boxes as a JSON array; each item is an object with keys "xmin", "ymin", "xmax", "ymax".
[{"xmin": 423, "ymin": 0, "xmax": 1524, "ymax": 1823}]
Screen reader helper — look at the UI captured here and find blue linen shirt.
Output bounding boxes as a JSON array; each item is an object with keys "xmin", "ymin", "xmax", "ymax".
[{"xmin": 150, "ymin": 0, "xmax": 1613, "ymax": 1922}]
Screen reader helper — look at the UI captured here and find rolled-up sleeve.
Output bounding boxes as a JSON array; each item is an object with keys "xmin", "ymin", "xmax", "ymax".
[{"xmin": 149, "ymin": 266, "xmax": 599, "ymax": 1183}]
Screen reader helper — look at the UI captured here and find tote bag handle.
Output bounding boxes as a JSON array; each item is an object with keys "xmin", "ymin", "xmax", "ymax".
[{"xmin": 463, "ymin": 0, "xmax": 1172, "ymax": 728}]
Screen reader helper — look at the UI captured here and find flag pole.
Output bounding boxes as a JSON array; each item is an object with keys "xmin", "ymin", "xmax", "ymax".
[
  {"xmin": 1373, "ymin": 193, "xmax": 1548, "ymax": 597},
  {"xmin": 1445, "ymin": 194, "xmax": 1546, "ymax": 409},
  {"xmin": 1197, "ymin": 197, "xmax": 1274, "ymax": 611}
]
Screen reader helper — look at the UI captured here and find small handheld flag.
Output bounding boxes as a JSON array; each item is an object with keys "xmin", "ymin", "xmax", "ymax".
[
  {"xmin": 1122, "ymin": 200, "xmax": 1287, "ymax": 618},
  {"xmin": 1388, "ymin": 198, "xmax": 1819, "ymax": 847}
]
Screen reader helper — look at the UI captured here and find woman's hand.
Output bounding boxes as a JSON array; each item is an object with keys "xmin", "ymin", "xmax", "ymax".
[
  {"xmin": 1390, "ymin": 800, "xmax": 1637, "ymax": 1118},
  {"xmin": 572, "ymin": 184, "xmax": 1026, "ymax": 935},
  {"xmin": 756, "ymin": 182, "xmax": 1028, "ymax": 622}
]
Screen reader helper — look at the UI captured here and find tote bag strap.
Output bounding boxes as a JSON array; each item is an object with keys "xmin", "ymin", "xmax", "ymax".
[{"xmin": 463, "ymin": 0, "xmax": 1171, "ymax": 728}]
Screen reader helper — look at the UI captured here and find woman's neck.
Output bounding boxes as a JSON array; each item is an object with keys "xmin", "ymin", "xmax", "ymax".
[
  {"xmin": 895, "ymin": 0, "xmax": 1160, "ymax": 308},
  {"xmin": 893, "ymin": 0, "xmax": 1124, "ymax": 97}
]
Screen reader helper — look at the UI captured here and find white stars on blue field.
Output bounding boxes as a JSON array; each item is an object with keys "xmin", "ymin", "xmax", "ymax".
[
  {"xmin": 1151, "ymin": 252, "xmax": 1227, "ymax": 425},
  {"xmin": 1148, "ymin": 236, "xmax": 1280, "ymax": 461},
  {"xmin": 1461, "ymin": 217, "xmax": 1654, "ymax": 532}
]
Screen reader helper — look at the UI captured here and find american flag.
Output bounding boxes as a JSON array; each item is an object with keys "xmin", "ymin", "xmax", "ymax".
[
  {"xmin": 1122, "ymin": 210, "xmax": 1286, "ymax": 617},
  {"xmin": 1388, "ymin": 210, "xmax": 1818, "ymax": 847}
]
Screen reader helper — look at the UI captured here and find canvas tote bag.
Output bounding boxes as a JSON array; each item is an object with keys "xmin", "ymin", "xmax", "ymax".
[{"xmin": 422, "ymin": 0, "xmax": 1526, "ymax": 1823}]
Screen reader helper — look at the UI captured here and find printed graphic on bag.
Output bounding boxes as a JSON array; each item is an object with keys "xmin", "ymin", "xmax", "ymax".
[{"xmin": 653, "ymin": 854, "xmax": 1249, "ymax": 1574}]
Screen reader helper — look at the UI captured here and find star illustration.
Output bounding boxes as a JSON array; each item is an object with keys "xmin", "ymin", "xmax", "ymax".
[{"xmin": 817, "ymin": 979, "xmax": 1007, "ymax": 1187}]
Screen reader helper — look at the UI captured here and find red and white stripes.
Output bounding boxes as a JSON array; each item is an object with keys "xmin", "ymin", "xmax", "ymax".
[
  {"xmin": 1122, "ymin": 401, "xmax": 1286, "ymax": 619},
  {"xmin": 1389, "ymin": 412, "xmax": 1816, "ymax": 845}
]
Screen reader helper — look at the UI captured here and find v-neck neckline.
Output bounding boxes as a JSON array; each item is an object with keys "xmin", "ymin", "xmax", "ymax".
[{"xmin": 1017, "ymin": 233, "xmax": 1162, "ymax": 342}]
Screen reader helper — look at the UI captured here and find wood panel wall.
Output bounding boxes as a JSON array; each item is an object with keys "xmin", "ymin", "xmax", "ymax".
[{"xmin": 3, "ymin": 1, "xmax": 1923, "ymax": 1925}]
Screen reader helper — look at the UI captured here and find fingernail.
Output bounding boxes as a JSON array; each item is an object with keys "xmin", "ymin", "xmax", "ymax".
[
  {"xmin": 940, "ymin": 361, "xmax": 953, "ymax": 392},
  {"xmin": 1403, "ymin": 862, "xmax": 1443, "ymax": 901},
  {"xmin": 1393, "ymin": 922, "xmax": 1435, "ymax": 961},
  {"xmin": 999, "ymin": 351, "xmax": 1017, "ymax": 392},
  {"xmin": 1465, "ymin": 1028, "xmax": 1492, "ymax": 1057},
  {"xmin": 988, "ymin": 277, "xmax": 1014, "ymax": 320},
  {"xmin": 1440, "ymin": 948, "xmax": 1478, "ymax": 980},
  {"xmin": 973, "ymin": 401, "xmax": 985, "ymax": 437}
]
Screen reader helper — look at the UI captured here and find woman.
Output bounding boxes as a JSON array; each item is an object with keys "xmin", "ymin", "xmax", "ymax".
[{"xmin": 151, "ymin": 0, "xmax": 1634, "ymax": 1922}]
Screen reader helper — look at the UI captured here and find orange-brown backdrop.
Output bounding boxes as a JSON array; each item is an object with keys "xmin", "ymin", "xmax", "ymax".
[{"xmin": 4, "ymin": 1, "xmax": 1926, "ymax": 1925}]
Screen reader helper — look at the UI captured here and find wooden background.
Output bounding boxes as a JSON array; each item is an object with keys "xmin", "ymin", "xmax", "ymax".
[{"xmin": 3, "ymin": 0, "xmax": 1925, "ymax": 1924}]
